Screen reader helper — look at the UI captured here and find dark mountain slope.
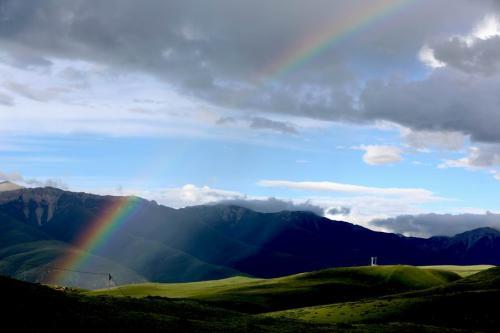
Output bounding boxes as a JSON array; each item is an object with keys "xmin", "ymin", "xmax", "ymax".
[
  {"xmin": 0, "ymin": 188, "xmax": 246, "ymax": 285},
  {"xmin": 159, "ymin": 205, "xmax": 438, "ymax": 276},
  {"xmin": 427, "ymin": 227, "xmax": 500, "ymax": 265},
  {"xmin": 0, "ymin": 210, "xmax": 52, "ymax": 247}
]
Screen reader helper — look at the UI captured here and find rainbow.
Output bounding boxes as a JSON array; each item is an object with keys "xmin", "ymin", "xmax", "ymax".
[
  {"xmin": 47, "ymin": 1, "xmax": 414, "ymax": 285},
  {"xmin": 48, "ymin": 196, "xmax": 144, "ymax": 285},
  {"xmin": 258, "ymin": 0, "xmax": 415, "ymax": 81}
]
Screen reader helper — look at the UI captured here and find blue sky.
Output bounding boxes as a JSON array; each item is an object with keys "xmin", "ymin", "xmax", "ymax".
[{"xmin": 2, "ymin": 0, "xmax": 500, "ymax": 236}]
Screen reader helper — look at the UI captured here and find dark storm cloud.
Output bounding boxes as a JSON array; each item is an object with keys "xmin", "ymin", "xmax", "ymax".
[
  {"xmin": 432, "ymin": 36, "xmax": 500, "ymax": 76},
  {"xmin": 371, "ymin": 212, "xmax": 500, "ymax": 237},
  {"xmin": 0, "ymin": 49, "xmax": 52, "ymax": 69},
  {"xmin": 217, "ymin": 116, "xmax": 299, "ymax": 135},
  {"xmin": 359, "ymin": 69, "xmax": 500, "ymax": 143},
  {"xmin": 249, "ymin": 117, "xmax": 298, "ymax": 135},
  {"xmin": 327, "ymin": 207, "xmax": 351, "ymax": 216},
  {"xmin": 216, "ymin": 197, "xmax": 324, "ymax": 216},
  {"xmin": 0, "ymin": 0, "xmax": 499, "ymax": 141}
]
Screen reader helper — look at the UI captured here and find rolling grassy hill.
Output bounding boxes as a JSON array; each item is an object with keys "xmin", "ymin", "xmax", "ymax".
[
  {"xmin": 87, "ymin": 265, "xmax": 461, "ymax": 313},
  {"xmin": 418, "ymin": 265, "xmax": 494, "ymax": 277},
  {"xmin": 264, "ymin": 266, "xmax": 500, "ymax": 332},
  {"xmin": 419, "ymin": 266, "xmax": 500, "ymax": 294},
  {"xmin": 265, "ymin": 290, "xmax": 500, "ymax": 331},
  {"xmin": 1, "ymin": 273, "xmax": 344, "ymax": 333},
  {"xmin": 4, "ymin": 265, "xmax": 485, "ymax": 332}
]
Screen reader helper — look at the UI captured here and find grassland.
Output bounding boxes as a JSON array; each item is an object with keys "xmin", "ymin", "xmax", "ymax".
[
  {"xmin": 87, "ymin": 265, "xmax": 460, "ymax": 312},
  {"xmin": 2, "ymin": 273, "xmax": 340, "ymax": 332},
  {"xmin": 265, "ymin": 290, "xmax": 500, "ymax": 330},
  {"xmin": 87, "ymin": 275, "xmax": 263, "ymax": 298},
  {"xmin": 9, "ymin": 264, "xmax": 500, "ymax": 332},
  {"xmin": 418, "ymin": 265, "xmax": 493, "ymax": 277},
  {"xmin": 265, "ymin": 266, "xmax": 500, "ymax": 332}
]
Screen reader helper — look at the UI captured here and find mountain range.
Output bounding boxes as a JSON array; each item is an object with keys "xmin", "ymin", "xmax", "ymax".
[{"xmin": 1, "ymin": 183, "xmax": 500, "ymax": 288}]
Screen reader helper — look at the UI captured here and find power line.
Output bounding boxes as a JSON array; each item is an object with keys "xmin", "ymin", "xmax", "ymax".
[{"xmin": 0, "ymin": 256, "xmax": 132, "ymax": 292}]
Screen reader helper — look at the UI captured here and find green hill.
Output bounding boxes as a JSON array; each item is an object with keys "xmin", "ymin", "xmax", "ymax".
[
  {"xmin": 265, "ymin": 290, "xmax": 500, "ymax": 331},
  {"xmin": 0, "ymin": 274, "xmax": 344, "ymax": 333},
  {"xmin": 418, "ymin": 265, "xmax": 494, "ymax": 277},
  {"xmin": 265, "ymin": 266, "xmax": 500, "ymax": 332},
  {"xmin": 87, "ymin": 265, "xmax": 460, "ymax": 312},
  {"xmin": 4, "ymin": 265, "xmax": 491, "ymax": 332},
  {"xmin": 403, "ymin": 265, "xmax": 500, "ymax": 298},
  {"xmin": 0, "ymin": 240, "xmax": 148, "ymax": 289},
  {"xmin": 8, "ymin": 273, "xmax": 461, "ymax": 333}
]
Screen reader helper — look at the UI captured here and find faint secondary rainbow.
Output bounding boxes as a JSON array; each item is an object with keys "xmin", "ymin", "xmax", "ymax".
[
  {"xmin": 48, "ymin": 196, "xmax": 144, "ymax": 285},
  {"xmin": 257, "ymin": 0, "xmax": 415, "ymax": 81}
]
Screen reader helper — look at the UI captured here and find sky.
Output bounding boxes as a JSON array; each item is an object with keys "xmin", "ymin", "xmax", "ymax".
[{"xmin": 2, "ymin": 0, "xmax": 500, "ymax": 237}]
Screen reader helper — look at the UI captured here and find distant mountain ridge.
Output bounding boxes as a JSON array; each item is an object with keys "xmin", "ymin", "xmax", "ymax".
[{"xmin": 0, "ymin": 185, "xmax": 499, "ymax": 288}]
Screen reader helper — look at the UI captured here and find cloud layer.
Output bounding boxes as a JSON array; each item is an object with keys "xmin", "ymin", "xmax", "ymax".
[
  {"xmin": 1, "ymin": 1, "xmax": 500, "ymax": 160},
  {"xmin": 0, "ymin": 0, "xmax": 495, "ymax": 127},
  {"xmin": 371, "ymin": 212, "xmax": 500, "ymax": 237},
  {"xmin": 258, "ymin": 179, "xmax": 438, "ymax": 200},
  {"xmin": 215, "ymin": 197, "xmax": 324, "ymax": 216},
  {"xmin": 0, "ymin": 170, "xmax": 67, "ymax": 189}
]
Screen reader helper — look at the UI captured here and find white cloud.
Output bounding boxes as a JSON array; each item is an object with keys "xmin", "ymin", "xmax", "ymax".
[
  {"xmin": 468, "ymin": 15, "xmax": 500, "ymax": 43},
  {"xmin": 255, "ymin": 180, "xmax": 443, "ymax": 226},
  {"xmin": 92, "ymin": 182, "xmax": 442, "ymax": 228},
  {"xmin": 128, "ymin": 184, "xmax": 244, "ymax": 208},
  {"xmin": 318, "ymin": 195, "xmax": 435, "ymax": 227},
  {"xmin": 97, "ymin": 184, "xmax": 325, "ymax": 215},
  {"xmin": 0, "ymin": 170, "xmax": 67, "ymax": 189},
  {"xmin": 418, "ymin": 45, "xmax": 445, "ymax": 69},
  {"xmin": 257, "ymin": 179, "xmax": 438, "ymax": 200},
  {"xmin": 0, "ymin": 171, "xmax": 23, "ymax": 182},
  {"xmin": 357, "ymin": 145, "xmax": 403, "ymax": 165},
  {"xmin": 20, "ymin": 177, "xmax": 449, "ymax": 230}
]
